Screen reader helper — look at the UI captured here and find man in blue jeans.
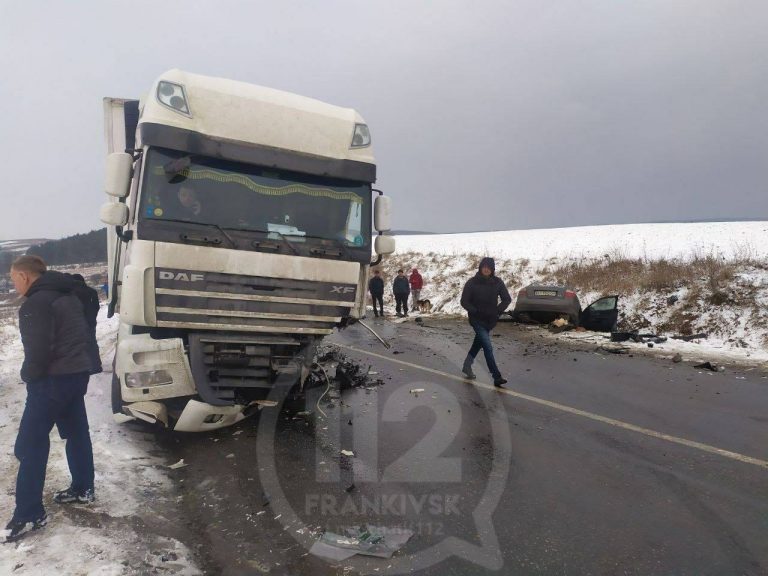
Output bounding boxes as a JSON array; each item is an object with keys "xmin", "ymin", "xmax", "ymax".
[
  {"xmin": 3, "ymin": 256, "xmax": 98, "ymax": 543},
  {"xmin": 460, "ymin": 257, "xmax": 512, "ymax": 387}
]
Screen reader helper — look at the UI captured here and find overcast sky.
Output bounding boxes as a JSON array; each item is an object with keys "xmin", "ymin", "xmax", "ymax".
[{"xmin": 1, "ymin": 1, "xmax": 766, "ymax": 240}]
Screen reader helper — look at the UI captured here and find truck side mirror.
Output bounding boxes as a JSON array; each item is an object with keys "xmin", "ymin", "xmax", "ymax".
[
  {"xmin": 105, "ymin": 152, "xmax": 133, "ymax": 198},
  {"xmin": 100, "ymin": 202, "xmax": 129, "ymax": 226},
  {"xmin": 374, "ymin": 195, "xmax": 392, "ymax": 232},
  {"xmin": 374, "ymin": 234, "xmax": 396, "ymax": 256}
]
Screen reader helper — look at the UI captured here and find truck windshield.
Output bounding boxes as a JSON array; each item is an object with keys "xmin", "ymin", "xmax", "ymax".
[{"xmin": 139, "ymin": 147, "xmax": 371, "ymax": 247}]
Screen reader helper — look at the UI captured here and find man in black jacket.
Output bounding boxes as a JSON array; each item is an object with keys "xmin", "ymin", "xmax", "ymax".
[
  {"xmin": 460, "ymin": 257, "xmax": 512, "ymax": 387},
  {"xmin": 3, "ymin": 256, "xmax": 97, "ymax": 542},
  {"xmin": 392, "ymin": 269, "xmax": 410, "ymax": 317},
  {"xmin": 368, "ymin": 269, "xmax": 385, "ymax": 317}
]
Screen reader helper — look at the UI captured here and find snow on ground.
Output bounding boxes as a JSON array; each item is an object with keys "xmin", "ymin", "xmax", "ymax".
[
  {"xmin": 380, "ymin": 222, "xmax": 768, "ymax": 365},
  {"xmin": 395, "ymin": 221, "xmax": 768, "ymax": 263},
  {"xmin": 0, "ymin": 307, "xmax": 200, "ymax": 575}
]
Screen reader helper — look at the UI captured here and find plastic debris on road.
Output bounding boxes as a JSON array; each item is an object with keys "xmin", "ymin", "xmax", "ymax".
[
  {"xmin": 309, "ymin": 525, "xmax": 414, "ymax": 561},
  {"xmin": 168, "ymin": 459, "xmax": 188, "ymax": 469}
]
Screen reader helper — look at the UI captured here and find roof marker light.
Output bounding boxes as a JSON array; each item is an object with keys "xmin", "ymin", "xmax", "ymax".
[
  {"xmin": 156, "ymin": 80, "xmax": 191, "ymax": 117},
  {"xmin": 351, "ymin": 123, "xmax": 371, "ymax": 148}
]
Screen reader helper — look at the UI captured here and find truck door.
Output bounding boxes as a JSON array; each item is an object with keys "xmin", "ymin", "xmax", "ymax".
[{"xmin": 103, "ymin": 98, "xmax": 140, "ymax": 314}]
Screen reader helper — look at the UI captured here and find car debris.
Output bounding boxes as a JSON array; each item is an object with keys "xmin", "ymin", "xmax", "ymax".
[
  {"xmin": 672, "ymin": 333, "xmax": 708, "ymax": 342},
  {"xmin": 598, "ymin": 345, "xmax": 631, "ymax": 355},
  {"xmin": 611, "ymin": 331, "xmax": 669, "ymax": 345},
  {"xmin": 694, "ymin": 362, "xmax": 725, "ymax": 372},
  {"xmin": 309, "ymin": 525, "xmax": 414, "ymax": 561}
]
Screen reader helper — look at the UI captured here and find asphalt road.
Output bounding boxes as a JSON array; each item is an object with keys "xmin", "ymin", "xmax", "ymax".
[{"xmin": 149, "ymin": 319, "xmax": 768, "ymax": 576}]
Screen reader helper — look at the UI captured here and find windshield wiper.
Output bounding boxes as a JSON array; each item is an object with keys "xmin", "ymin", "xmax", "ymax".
[
  {"xmin": 303, "ymin": 235, "xmax": 351, "ymax": 259},
  {"xmin": 151, "ymin": 218, "xmax": 237, "ymax": 249},
  {"xmin": 226, "ymin": 227, "xmax": 301, "ymax": 255},
  {"xmin": 265, "ymin": 230, "xmax": 299, "ymax": 255}
]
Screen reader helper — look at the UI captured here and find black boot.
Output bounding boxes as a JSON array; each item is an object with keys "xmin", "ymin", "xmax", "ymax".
[
  {"xmin": 462, "ymin": 356, "xmax": 476, "ymax": 380},
  {"xmin": 493, "ymin": 377, "xmax": 508, "ymax": 387}
]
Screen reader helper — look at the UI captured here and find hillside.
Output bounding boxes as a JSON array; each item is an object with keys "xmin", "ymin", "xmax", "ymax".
[{"xmin": 378, "ymin": 222, "xmax": 768, "ymax": 358}]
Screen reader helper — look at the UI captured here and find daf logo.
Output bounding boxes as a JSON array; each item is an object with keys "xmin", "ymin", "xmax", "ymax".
[
  {"xmin": 159, "ymin": 271, "xmax": 204, "ymax": 282},
  {"xmin": 331, "ymin": 286, "xmax": 355, "ymax": 294}
]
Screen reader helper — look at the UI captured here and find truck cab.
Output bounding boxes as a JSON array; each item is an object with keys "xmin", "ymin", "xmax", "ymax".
[{"xmin": 101, "ymin": 70, "xmax": 394, "ymax": 431}]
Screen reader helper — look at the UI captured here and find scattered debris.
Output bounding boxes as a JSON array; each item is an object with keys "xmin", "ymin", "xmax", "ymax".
[
  {"xmin": 340, "ymin": 450, "xmax": 355, "ymax": 457},
  {"xmin": 611, "ymin": 331, "xmax": 637, "ymax": 343},
  {"xmin": 226, "ymin": 453, "xmax": 235, "ymax": 459},
  {"xmin": 168, "ymin": 459, "xmax": 188, "ymax": 470},
  {"xmin": 694, "ymin": 362, "xmax": 725, "ymax": 372},
  {"xmin": 409, "ymin": 388, "xmax": 425, "ymax": 395},
  {"xmin": 599, "ymin": 345, "xmax": 630, "ymax": 355},
  {"xmin": 335, "ymin": 360, "xmax": 372, "ymax": 390},
  {"xmin": 252, "ymin": 400, "xmax": 278, "ymax": 408},
  {"xmin": 672, "ymin": 333, "xmax": 708, "ymax": 342},
  {"xmin": 309, "ymin": 526, "xmax": 414, "ymax": 561},
  {"xmin": 666, "ymin": 295, "xmax": 679, "ymax": 305}
]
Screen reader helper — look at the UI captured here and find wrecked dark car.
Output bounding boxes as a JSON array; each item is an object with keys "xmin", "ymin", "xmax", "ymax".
[{"xmin": 507, "ymin": 284, "xmax": 619, "ymax": 332}]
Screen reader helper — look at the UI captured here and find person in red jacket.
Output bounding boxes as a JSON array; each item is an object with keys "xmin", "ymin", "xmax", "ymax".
[{"xmin": 409, "ymin": 268, "xmax": 424, "ymax": 312}]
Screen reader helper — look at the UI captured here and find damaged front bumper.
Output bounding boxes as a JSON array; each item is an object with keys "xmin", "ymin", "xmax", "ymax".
[
  {"xmin": 116, "ymin": 398, "xmax": 249, "ymax": 432},
  {"xmin": 113, "ymin": 329, "xmax": 252, "ymax": 432}
]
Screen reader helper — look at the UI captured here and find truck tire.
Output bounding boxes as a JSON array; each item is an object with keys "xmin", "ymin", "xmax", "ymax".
[{"xmin": 111, "ymin": 372, "xmax": 124, "ymax": 414}]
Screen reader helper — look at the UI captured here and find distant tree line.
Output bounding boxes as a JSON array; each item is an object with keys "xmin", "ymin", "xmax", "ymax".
[{"xmin": 0, "ymin": 229, "xmax": 108, "ymax": 273}]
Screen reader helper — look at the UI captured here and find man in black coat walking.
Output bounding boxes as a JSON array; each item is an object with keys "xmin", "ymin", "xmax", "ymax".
[
  {"xmin": 392, "ymin": 269, "xmax": 411, "ymax": 317},
  {"xmin": 368, "ymin": 269, "xmax": 385, "ymax": 317},
  {"xmin": 460, "ymin": 257, "xmax": 512, "ymax": 386},
  {"xmin": 3, "ymin": 256, "xmax": 98, "ymax": 542}
]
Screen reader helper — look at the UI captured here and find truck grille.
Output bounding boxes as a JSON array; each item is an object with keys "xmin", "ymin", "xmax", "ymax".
[
  {"xmin": 188, "ymin": 334, "xmax": 302, "ymax": 405},
  {"xmin": 154, "ymin": 269, "xmax": 356, "ymax": 335}
]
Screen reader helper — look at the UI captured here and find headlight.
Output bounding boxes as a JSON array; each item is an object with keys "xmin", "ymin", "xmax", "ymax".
[
  {"xmin": 350, "ymin": 123, "xmax": 371, "ymax": 148},
  {"xmin": 125, "ymin": 369, "xmax": 173, "ymax": 388},
  {"xmin": 156, "ymin": 81, "xmax": 191, "ymax": 117}
]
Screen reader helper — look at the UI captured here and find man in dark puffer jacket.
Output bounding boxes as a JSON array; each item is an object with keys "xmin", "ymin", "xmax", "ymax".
[
  {"xmin": 3, "ymin": 256, "xmax": 97, "ymax": 543},
  {"xmin": 460, "ymin": 257, "xmax": 512, "ymax": 386}
]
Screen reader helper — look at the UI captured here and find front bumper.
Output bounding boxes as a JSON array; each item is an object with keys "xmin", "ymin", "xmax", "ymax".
[{"xmin": 117, "ymin": 398, "xmax": 249, "ymax": 432}]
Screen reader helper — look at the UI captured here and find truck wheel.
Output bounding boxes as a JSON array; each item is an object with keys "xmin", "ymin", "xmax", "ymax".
[{"xmin": 111, "ymin": 372, "xmax": 124, "ymax": 414}]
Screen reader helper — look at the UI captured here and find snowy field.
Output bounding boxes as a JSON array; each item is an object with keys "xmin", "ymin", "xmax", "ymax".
[
  {"xmin": 395, "ymin": 221, "xmax": 768, "ymax": 263},
  {"xmin": 381, "ymin": 222, "xmax": 768, "ymax": 364},
  {"xmin": 0, "ymin": 308, "xmax": 200, "ymax": 575}
]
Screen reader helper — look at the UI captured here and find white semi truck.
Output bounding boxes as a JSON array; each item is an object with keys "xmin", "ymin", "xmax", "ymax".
[{"xmin": 100, "ymin": 69, "xmax": 394, "ymax": 432}]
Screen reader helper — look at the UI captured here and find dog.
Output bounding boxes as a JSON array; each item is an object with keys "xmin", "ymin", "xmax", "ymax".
[{"xmin": 417, "ymin": 299, "xmax": 432, "ymax": 313}]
